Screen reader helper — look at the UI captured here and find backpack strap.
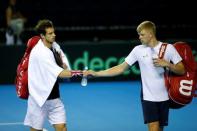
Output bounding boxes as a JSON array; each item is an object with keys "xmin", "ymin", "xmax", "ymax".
[
  {"xmin": 158, "ymin": 43, "xmax": 168, "ymax": 59},
  {"xmin": 158, "ymin": 43, "xmax": 170, "ymax": 90}
]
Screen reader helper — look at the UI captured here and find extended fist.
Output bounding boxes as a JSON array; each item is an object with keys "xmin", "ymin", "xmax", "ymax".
[{"xmin": 83, "ymin": 70, "xmax": 96, "ymax": 77}]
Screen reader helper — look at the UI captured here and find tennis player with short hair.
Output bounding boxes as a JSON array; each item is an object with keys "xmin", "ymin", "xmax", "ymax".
[
  {"xmin": 24, "ymin": 19, "xmax": 82, "ymax": 131},
  {"xmin": 84, "ymin": 21, "xmax": 185, "ymax": 131}
]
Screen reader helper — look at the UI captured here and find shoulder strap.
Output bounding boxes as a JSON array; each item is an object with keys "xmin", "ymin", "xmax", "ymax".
[{"xmin": 158, "ymin": 43, "xmax": 168, "ymax": 59}]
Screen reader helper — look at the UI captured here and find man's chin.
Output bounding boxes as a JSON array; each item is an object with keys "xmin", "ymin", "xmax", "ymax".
[
  {"xmin": 142, "ymin": 43, "xmax": 148, "ymax": 47},
  {"xmin": 51, "ymin": 39, "xmax": 55, "ymax": 43}
]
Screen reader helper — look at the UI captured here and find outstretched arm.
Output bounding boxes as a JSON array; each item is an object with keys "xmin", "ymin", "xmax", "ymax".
[
  {"xmin": 58, "ymin": 69, "xmax": 82, "ymax": 78},
  {"xmin": 84, "ymin": 62, "xmax": 130, "ymax": 77}
]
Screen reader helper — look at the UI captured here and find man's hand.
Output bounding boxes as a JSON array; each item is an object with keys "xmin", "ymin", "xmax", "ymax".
[
  {"xmin": 83, "ymin": 70, "xmax": 96, "ymax": 77},
  {"xmin": 153, "ymin": 58, "xmax": 169, "ymax": 67}
]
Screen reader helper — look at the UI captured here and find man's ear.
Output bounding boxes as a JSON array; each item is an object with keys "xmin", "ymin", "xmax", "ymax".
[{"xmin": 40, "ymin": 34, "xmax": 45, "ymax": 39}]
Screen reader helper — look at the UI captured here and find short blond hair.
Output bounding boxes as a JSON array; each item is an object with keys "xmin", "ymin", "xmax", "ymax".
[{"xmin": 136, "ymin": 21, "xmax": 156, "ymax": 35}]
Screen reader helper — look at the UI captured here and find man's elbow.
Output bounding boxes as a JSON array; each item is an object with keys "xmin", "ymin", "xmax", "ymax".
[
  {"xmin": 179, "ymin": 65, "xmax": 185, "ymax": 75},
  {"xmin": 179, "ymin": 69, "xmax": 185, "ymax": 75}
]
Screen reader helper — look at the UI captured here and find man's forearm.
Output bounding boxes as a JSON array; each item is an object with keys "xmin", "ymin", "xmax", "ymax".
[
  {"xmin": 96, "ymin": 66, "xmax": 124, "ymax": 77},
  {"xmin": 167, "ymin": 62, "xmax": 185, "ymax": 75}
]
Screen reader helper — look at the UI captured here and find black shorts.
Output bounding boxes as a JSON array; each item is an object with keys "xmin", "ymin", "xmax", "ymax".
[{"xmin": 141, "ymin": 100, "xmax": 169, "ymax": 126}]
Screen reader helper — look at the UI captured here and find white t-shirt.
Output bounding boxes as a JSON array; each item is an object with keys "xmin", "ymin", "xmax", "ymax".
[
  {"xmin": 28, "ymin": 40, "xmax": 64, "ymax": 107},
  {"xmin": 125, "ymin": 42, "xmax": 182, "ymax": 102}
]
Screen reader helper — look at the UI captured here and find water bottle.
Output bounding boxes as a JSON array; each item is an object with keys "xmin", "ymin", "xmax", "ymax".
[{"xmin": 81, "ymin": 66, "xmax": 88, "ymax": 87}]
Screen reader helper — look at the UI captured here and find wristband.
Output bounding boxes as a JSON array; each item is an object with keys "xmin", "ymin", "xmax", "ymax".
[{"xmin": 71, "ymin": 70, "xmax": 83, "ymax": 77}]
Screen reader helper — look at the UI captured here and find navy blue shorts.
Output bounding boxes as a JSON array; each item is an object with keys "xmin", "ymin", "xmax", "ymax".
[{"xmin": 141, "ymin": 100, "xmax": 169, "ymax": 126}]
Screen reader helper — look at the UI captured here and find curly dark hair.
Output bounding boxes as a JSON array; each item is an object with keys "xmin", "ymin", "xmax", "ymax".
[{"xmin": 35, "ymin": 19, "xmax": 54, "ymax": 35}]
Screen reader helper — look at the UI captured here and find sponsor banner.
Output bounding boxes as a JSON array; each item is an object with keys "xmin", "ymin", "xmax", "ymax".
[{"xmin": 0, "ymin": 41, "xmax": 197, "ymax": 84}]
